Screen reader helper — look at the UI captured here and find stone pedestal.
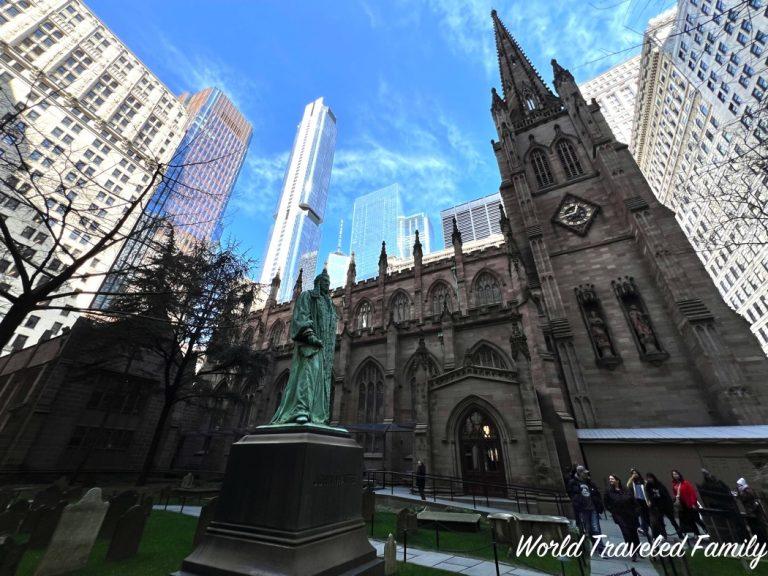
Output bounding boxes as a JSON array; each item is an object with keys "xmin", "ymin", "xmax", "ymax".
[{"xmin": 178, "ymin": 427, "xmax": 383, "ymax": 576}]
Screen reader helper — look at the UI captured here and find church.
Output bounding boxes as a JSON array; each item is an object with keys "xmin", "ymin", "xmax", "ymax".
[{"xmin": 177, "ymin": 11, "xmax": 768, "ymax": 492}]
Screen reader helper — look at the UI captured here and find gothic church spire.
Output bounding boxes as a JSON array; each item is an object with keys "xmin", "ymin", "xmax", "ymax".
[{"xmin": 491, "ymin": 9, "xmax": 560, "ymax": 120}]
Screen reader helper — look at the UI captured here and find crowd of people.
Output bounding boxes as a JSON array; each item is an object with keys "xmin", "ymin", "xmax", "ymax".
[{"xmin": 565, "ymin": 465, "xmax": 767, "ymax": 561}]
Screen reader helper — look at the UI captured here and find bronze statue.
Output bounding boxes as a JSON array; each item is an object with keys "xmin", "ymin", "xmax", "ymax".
[{"xmin": 270, "ymin": 269, "xmax": 337, "ymax": 426}]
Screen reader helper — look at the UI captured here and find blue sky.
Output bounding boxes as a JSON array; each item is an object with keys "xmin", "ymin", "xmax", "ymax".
[{"xmin": 88, "ymin": 0, "xmax": 672, "ymax": 278}]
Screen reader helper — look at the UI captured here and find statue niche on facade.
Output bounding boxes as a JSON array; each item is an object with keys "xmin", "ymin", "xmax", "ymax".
[{"xmin": 269, "ymin": 269, "xmax": 337, "ymax": 426}]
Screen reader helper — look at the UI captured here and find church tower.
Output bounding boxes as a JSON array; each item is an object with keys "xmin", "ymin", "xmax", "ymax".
[{"xmin": 489, "ymin": 9, "xmax": 768, "ymax": 438}]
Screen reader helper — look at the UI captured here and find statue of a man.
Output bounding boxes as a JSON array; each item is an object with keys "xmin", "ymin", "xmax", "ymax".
[{"xmin": 271, "ymin": 269, "xmax": 337, "ymax": 425}]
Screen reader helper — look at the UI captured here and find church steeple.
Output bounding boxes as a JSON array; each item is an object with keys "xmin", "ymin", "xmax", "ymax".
[{"xmin": 491, "ymin": 9, "xmax": 560, "ymax": 121}]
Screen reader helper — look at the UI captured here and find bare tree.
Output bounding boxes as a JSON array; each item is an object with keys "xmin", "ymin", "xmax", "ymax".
[{"xmin": 0, "ymin": 75, "xmax": 233, "ymax": 351}]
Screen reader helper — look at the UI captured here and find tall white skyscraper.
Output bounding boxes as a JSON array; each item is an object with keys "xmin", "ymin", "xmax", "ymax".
[
  {"xmin": 260, "ymin": 98, "xmax": 337, "ymax": 301},
  {"xmin": 580, "ymin": 55, "xmax": 641, "ymax": 146},
  {"xmin": 631, "ymin": 2, "xmax": 768, "ymax": 353},
  {"xmin": 0, "ymin": 0, "xmax": 188, "ymax": 353},
  {"xmin": 398, "ymin": 212, "xmax": 432, "ymax": 260}
]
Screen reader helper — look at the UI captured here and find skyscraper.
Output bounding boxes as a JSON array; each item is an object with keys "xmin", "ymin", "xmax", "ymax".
[
  {"xmin": 94, "ymin": 88, "xmax": 252, "ymax": 308},
  {"xmin": 397, "ymin": 212, "xmax": 432, "ymax": 260},
  {"xmin": 631, "ymin": 2, "xmax": 768, "ymax": 353},
  {"xmin": 439, "ymin": 193, "xmax": 502, "ymax": 249},
  {"xmin": 325, "ymin": 220, "xmax": 351, "ymax": 289},
  {"xmin": 579, "ymin": 55, "xmax": 640, "ymax": 146},
  {"xmin": 0, "ymin": 0, "xmax": 188, "ymax": 352},
  {"xmin": 349, "ymin": 184, "xmax": 403, "ymax": 280},
  {"xmin": 259, "ymin": 98, "xmax": 337, "ymax": 301}
]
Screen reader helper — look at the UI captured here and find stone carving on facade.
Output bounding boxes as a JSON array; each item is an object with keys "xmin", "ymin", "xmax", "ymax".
[
  {"xmin": 574, "ymin": 284, "xmax": 621, "ymax": 369},
  {"xmin": 612, "ymin": 276, "xmax": 669, "ymax": 363},
  {"xmin": 509, "ymin": 318, "xmax": 530, "ymax": 360}
]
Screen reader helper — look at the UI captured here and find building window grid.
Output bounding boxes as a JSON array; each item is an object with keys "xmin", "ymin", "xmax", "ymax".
[{"xmin": 16, "ymin": 20, "xmax": 64, "ymax": 60}]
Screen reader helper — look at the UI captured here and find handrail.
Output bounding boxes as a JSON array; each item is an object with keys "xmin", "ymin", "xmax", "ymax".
[{"xmin": 364, "ymin": 469, "xmax": 570, "ymax": 516}]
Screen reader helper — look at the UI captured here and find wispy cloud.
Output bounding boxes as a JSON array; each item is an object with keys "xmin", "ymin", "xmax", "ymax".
[
  {"xmin": 138, "ymin": 29, "xmax": 262, "ymax": 114},
  {"xmin": 421, "ymin": 0, "xmax": 664, "ymax": 82},
  {"xmin": 229, "ymin": 152, "xmax": 289, "ymax": 218}
]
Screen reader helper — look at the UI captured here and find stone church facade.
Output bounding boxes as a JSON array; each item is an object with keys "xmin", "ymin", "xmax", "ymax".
[{"xmin": 178, "ymin": 11, "xmax": 768, "ymax": 490}]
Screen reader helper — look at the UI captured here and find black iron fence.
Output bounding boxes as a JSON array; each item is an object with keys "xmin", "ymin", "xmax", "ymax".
[{"xmin": 364, "ymin": 469, "xmax": 570, "ymax": 516}]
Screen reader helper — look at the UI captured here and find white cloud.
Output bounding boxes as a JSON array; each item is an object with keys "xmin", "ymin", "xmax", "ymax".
[
  {"xmin": 229, "ymin": 152, "xmax": 289, "ymax": 218},
  {"xmin": 421, "ymin": 0, "xmax": 661, "ymax": 83}
]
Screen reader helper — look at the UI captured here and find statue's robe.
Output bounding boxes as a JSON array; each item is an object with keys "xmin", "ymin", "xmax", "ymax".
[{"xmin": 271, "ymin": 288, "xmax": 336, "ymax": 425}]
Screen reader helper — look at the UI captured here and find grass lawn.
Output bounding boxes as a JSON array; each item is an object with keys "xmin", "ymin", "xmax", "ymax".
[
  {"xmin": 12, "ymin": 509, "xmax": 454, "ymax": 576},
  {"xmin": 684, "ymin": 552, "xmax": 768, "ymax": 576},
  {"xmin": 367, "ymin": 506, "xmax": 584, "ymax": 576}
]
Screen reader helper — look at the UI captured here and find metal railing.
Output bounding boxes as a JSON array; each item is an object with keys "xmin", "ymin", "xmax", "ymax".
[{"xmin": 363, "ymin": 469, "xmax": 570, "ymax": 516}]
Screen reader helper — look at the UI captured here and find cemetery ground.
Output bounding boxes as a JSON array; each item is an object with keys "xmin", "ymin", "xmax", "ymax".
[{"xmin": 8, "ymin": 508, "xmax": 452, "ymax": 576}]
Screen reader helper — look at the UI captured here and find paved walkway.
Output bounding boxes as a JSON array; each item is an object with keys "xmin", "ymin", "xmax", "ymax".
[
  {"xmin": 373, "ymin": 488, "xmax": 662, "ymax": 576},
  {"xmin": 157, "ymin": 497, "xmax": 664, "ymax": 576}
]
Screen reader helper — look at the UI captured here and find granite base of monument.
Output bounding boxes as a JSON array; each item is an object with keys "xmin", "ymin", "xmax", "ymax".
[{"xmin": 177, "ymin": 427, "xmax": 383, "ymax": 576}]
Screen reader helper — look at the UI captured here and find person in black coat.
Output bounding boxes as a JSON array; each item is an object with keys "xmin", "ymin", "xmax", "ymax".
[
  {"xmin": 645, "ymin": 472, "xmax": 683, "ymax": 540},
  {"xmin": 416, "ymin": 460, "xmax": 426, "ymax": 500},
  {"xmin": 604, "ymin": 474, "xmax": 640, "ymax": 561}
]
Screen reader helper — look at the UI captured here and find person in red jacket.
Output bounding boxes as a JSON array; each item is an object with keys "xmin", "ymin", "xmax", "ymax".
[{"xmin": 671, "ymin": 470, "xmax": 707, "ymax": 536}]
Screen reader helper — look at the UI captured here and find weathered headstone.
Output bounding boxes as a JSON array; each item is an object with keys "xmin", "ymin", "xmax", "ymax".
[
  {"xmin": 28, "ymin": 502, "xmax": 66, "ymax": 550},
  {"xmin": 0, "ymin": 490, "xmax": 13, "ymax": 513},
  {"xmin": 33, "ymin": 488, "xmax": 108, "ymax": 576},
  {"xmin": 193, "ymin": 497, "xmax": 218, "ymax": 547},
  {"xmin": 105, "ymin": 505, "xmax": 147, "ymax": 561},
  {"xmin": 384, "ymin": 533, "xmax": 397, "ymax": 576},
  {"xmin": 0, "ymin": 535, "xmax": 25, "ymax": 576},
  {"xmin": 361, "ymin": 487, "xmax": 375, "ymax": 523},
  {"xmin": 181, "ymin": 473, "xmax": 195, "ymax": 489},
  {"xmin": 99, "ymin": 490, "xmax": 138, "ymax": 540},
  {"xmin": 395, "ymin": 508, "xmax": 417, "ymax": 540},
  {"xmin": 0, "ymin": 502, "xmax": 28, "ymax": 536}
]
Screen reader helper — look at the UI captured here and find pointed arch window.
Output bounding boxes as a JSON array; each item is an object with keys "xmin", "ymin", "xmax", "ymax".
[
  {"xmin": 530, "ymin": 149, "xmax": 554, "ymax": 188},
  {"xmin": 242, "ymin": 326, "xmax": 254, "ymax": 347},
  {"xmin": 474, "ymin": 272, "xmax": 502, "ymax": 307},
  {"xmin": 472, "ymin": 345, "xmax": 508, "ymax": 369},
  {"xmin": 391, "ymin": 292, "xmax": 410, "ymax": 323},
  {"xmin": 268, "ymin": 321, "xmax": 284, "ymax": 347},
  {"xmin": 431, "ymin": 283, "xmax": 453, "ymax": 317},
  {"xmin": 356, "ymin": 361, "xmax": 384, "ymax": 453},
  {"xmin": 556, "ymin": 140, "xmax": 584, "ymax": 179},
  {"xmin": 356, "ymin": 301, "xmax": 372, "ymax": 330}
]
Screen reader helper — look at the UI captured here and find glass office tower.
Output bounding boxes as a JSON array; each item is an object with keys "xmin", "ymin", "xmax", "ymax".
[
  {"xmin": 350, "ymin": 184, "xmax": 403, "ymax": 280},
  {"xmin": 94, "ymin": 88, "xmax": 252, "ymax": 308},
  {"xmin": 259, "ymin": 97, "xmax": 337, "ymax": 301}
]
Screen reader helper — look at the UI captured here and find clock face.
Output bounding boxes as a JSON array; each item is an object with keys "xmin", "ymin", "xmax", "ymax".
[{"xmin": 552, "ymin": 194, "xmax": 599, "ymax": 236}]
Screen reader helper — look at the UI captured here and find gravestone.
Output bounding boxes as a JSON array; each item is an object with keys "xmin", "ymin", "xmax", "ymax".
[
  {"xmin": 106, "ymin": 505, "xmax": 147, "ymax": 561},
  {"xmin": 33, "ymin": 487, "xmax": 108, "ymax": 576},
  {"xmin": 0, "ymin": 502, "xmax": 28, "ymax": 536},
  {"xmin": 361, "ymin": 488, "xmax": 375, "ymax": 523},
  {"xmin": 0, "ymin": 536, "xmax": 25, "ymax": 576},
  {"xmin": 28, "ymin": 502, "xmax": 66, "ymax": 550},
  {"xmin": 140, "ymin": 496, "xmax": 153, "ymax": 517},
  {"xmin": 99, "ymin": 490, "xmax": 138, "ymax": 540},
  {"xmin": 383, "ymin": 534, "xmax": 396, "ymax": 576},
  {"xmin": 0, "ymin": 490, "xmax": 13, "ymax": 513},
  {"xmin": 181, "ymin": 473, "xmax": 195, "ymax": 489},
  {"xmin": 193, "ymin": 497, "xmax": 218, "ymax": 547},
  {"xmin": 395, "ymin": 509, "xmax": 418, "ymax": 540}
]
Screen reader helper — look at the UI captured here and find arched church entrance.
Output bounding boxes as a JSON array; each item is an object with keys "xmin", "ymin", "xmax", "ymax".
[{"xmin": 458, "ymin": 408, "xmax": 506, "ymax": 493}]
